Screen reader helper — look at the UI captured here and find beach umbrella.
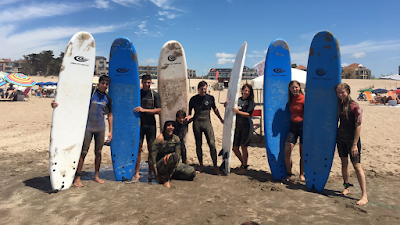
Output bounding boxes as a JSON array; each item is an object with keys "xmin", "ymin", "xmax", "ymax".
[
  {"xmin": 372, "ymin": 88, "xmax": 387, "ymax": 94},
  {"xmin": 0, "ymin": 76, "xmax": 6, "ymax": 86},
  {"xmin": 36, "ymin": 82, "xmax": 46, "ymax": 86},
  {"xmin": 5, "ymin": 73, "xmax": 36, "ymax": 87},
  {"xmin": 358, "ymin": 88, "xmax": 373, "ymax": 93}
]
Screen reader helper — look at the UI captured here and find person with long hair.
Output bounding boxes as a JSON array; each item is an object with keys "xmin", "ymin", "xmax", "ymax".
[
  {"xmin": 335, "ymin": 83, "xmax": 368, "ymax": 205},
  {"xmin": 150, "ymin": 120, "xmax": 196, "ymax": 188},
  {"xmin": 232, "ymin": 84, "xmax": 255, "ymax": 174},
  {"xmin": 284, "ymin": 80, "xmax": 305, "ymax": 181}
]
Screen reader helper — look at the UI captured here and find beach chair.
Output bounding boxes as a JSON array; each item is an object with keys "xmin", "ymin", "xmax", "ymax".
[
  {"xmin": 251, "ymin": 109, "xmax": 263, "ymax": 141},
  {"xmin": 364, "ymin": 91, "xmax": 381, "ymax": 105},
  {"xmin": 388, "ymin": 91, "xmax": 396, "ymax": 100}
]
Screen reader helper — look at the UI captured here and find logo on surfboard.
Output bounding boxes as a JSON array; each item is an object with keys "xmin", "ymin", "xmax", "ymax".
[
  {"xmin": 116, "ymin": 68, "xmax": 130, "ymax": 73},
  {"xmin": 74, "ymin": 56, "xmax": 89, "ymax": 62},
  {"xmin": 168, "ymin": 55, "xmax": 176, "ymax": 61},
  {"xmin": 273, "ymin": 68, "xmax": 285, "ymax": 73},
  {"xmin": 316, "ymin": 68, "xmax": 327, "ymax": 76}
]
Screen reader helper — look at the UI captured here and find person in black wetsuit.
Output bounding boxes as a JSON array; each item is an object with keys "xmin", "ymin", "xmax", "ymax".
[
  {"xmin": 231, "ymin": 84, "xmax": 255, "ymax": 174},
  {"xmin": 134, "ymin": 75, "xmax": 161, "ymax": 181},
  {"xmin": 186, "ymin": 81, "xmax": 224, "ymax": 175},
  {"xmin": 335, "ymin": 83, "xmax": 368, "ymax": 206}
]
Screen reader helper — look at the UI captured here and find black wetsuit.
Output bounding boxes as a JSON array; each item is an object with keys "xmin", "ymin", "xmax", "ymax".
[
  {"xmin": 233, "ymin": 97, "xmax": 255, "ymax": 147},
  {"xmin": 173, "ymin": 120, "xmax": 189, "ymax": 163},
  {"xmin": 140, "ymin": 89, "xmax": 161, "ymax": 146},
  {"xmin": 189, "ymin": 94, "xmax": 217, "ymax": 167}
]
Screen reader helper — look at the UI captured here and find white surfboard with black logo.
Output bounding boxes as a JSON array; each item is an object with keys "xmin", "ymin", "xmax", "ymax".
[
  {"xmin": 158, "ymin": 40, "xmax": 189, "ymax": 129},
  {"xmin": 49, "ymin": 32, "xmax": 96, "ymax": 191}
]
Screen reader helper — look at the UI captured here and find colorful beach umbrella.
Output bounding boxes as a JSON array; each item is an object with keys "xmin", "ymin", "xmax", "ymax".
[
  {"xmin": 5, "ymin": 73, "xmax": 36, "ymax": 87},
  {"xmin": 0, "ymin": 77, "xmax": 6, "ymax": 86}
]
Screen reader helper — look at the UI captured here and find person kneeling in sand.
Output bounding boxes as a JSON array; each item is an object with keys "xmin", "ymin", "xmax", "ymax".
[
  {"xmin": 335, "ymin": 83, "xmax": 368, "ymax": 206},
  {"xmin": 51, "ymin": 75, "xmax": 113, "ymax": 187},
  {"xmin": 150, "ymin": 120, "xmax": 196, "ymax": 188}
]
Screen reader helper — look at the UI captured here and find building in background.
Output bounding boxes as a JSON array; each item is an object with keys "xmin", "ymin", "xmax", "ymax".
[
  {"xmin": 206, "ymin": 66, "xmax": 257, "ymax": 86},
  {"xmin": 139, "ymin": 65, "xmax": 196, "ymax": 79},
  {"xmin": 341, "ymin": 63, "xmax": 371, "ymax": 79},
  {"xmin": 296, "ymin": 65, "xmax": 307, "ymax": 71},
  {"xmin": 0, "ymin": 58, "xmax": 24, "ymax": 73},
  {"xmin": 95, "ymin": 56, "xmax": 108, "ymax": 76}
]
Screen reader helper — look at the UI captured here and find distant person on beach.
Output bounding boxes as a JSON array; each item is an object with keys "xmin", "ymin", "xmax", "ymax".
[
  {"xmin": 284, "ymin": 80, "xmax": 305, "ymax": 181},
  {"xmin": 6, "ymin": 84, "xmax": 15, "ymax": 99},
  {"xmin": 38, "ymin": 85, "xmax": 43, "ymax": 97},
  {"xmin": 335, "ymin": 83, "xmax": 368, "ymax": 206},
  {"xmin": 230, "ymin": 84, "xmax": 255, "ymax": 174},
  {"xmin": 51, "ymin": 75, "xmax": 113, "ymax": 187},
  {"xmin": 173, "ymin": 110, "xmax": 193, "ymax": 164},
  {"xmin": 134, "ymin": 74, "xmax": 161, "ymax": 181},
  {"xmin": 187, "ymin": 81, "xmax": 224, "ymax": 175},
  {"xmin": 151, "ymin": 120, "xmax": 196, "ymax": 188}
]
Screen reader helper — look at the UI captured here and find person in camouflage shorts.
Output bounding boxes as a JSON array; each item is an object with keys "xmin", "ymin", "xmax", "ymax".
[{"xmin": 150, "ymin": 119, "xmax": 196, "ymax": 188}]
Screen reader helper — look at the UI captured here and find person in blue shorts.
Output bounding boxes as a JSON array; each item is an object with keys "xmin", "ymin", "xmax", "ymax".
[{"xmin": 51, "ymin": 75, "xmax": 113, "ymax": 187}]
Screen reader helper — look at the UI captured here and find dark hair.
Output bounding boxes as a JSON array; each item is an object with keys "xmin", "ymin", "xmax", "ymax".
[
  {"xmin": 176, "ymin": 110, "xmax": 186, "ymax": 118},
  {"xmin": 288, "ymin": 80, "xmax": 303, "ymax": 104},
  {"xmin": 142, "ymin": 74, "xmax": 151, "ymax": 81},
  {"xmin": 198, "ymin": 81, "xmax": 207, "ymax": 89},
  {"xmin": 99, "ymin": 75, "xmax": 111, "ymax": 83},
  {"xmin": 335, "ymin": 83, "xmax": 352, "ymax": 120},
  {"xmin": 162, "ymin": 120, "xmax": 175, "ymax": 136},
  {"xmin": 242, "ymin": 84, "xmax": 254, "ymax": 101}
]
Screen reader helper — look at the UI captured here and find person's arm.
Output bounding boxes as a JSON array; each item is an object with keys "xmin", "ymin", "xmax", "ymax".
[
  {"xmin": 213, "ymin": 107, "xmax": 224, "ymax": 123},
  {"xmin": 232, "ymin": 108, "xmax": 251, "ymax": 118},
  {"xmin": 134, "ymin": 107, "xmax": 161, "ymax": 114},
  {"xmin": 186, "ymin": 98, "xmax": 193, "ymax": 121},
  {"xmin": 150, "ymin": 139, "xmax": 161, "ymax": 176},
  {"xmin": 106, "ymin": 113, "xmax": 113, "ymax": 142},
  {"xmin": 51, "ymin": 100, "xmax": 58, "ymax": 108},
  {"xmin": 351, "ymin": 123, "xmax": 361, "ymax": 157}
]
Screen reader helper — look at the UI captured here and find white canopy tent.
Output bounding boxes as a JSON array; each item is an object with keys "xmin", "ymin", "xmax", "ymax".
[
  {"xmin": 380, "ymin": 74, "xmax": 400, "ymax": 81},
  {"xmin": 251, "ymin": 68, "xmax": 307, "ymax": 89}
]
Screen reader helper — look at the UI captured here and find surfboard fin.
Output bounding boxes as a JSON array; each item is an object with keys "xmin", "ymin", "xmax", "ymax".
[{"xmin": 218, "ymin": 149, "xmax": 229, "ymax": 159}]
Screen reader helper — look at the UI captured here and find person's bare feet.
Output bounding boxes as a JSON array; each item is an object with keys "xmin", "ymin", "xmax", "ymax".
[
  {"xmin": 342, "ymin": 188, "xmax": 350, "ymax": 196},
  {"xmin": 74, "ymin": 177, "xmax": 84, "ymax": 187},
  {"xmin": 164, "ymin": 181, "xmax": 171, "ymax": 188},
  {"xmin": 213, "ymin": 166, "xmax": 221, "ymax": 175},
  {"xmin": 299, "ymin": 174, "xmax": 305, "ymax": 182},
  {"xmin": 135, "ymin": 174, "xmax": 140, "ymax": 181},
  {"xmin": 357, "ymin": 196, "xmax": 368, "ymax": 205},
  {"xmin": 94, "ymin": 176, "xmax": 105, "ymax": 184}
]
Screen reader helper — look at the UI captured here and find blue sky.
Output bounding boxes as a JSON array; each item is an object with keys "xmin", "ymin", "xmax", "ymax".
[{"xmin": 1, "ymin": 0, "xmax": 399, "ymax": 77}]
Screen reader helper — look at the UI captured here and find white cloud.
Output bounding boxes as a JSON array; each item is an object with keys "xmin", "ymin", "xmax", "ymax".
[
  {"xmin": 216, "ymin": 52, "xmax": 235, "ymax": 58},
  {"xmin": 247, "ymin": 50, "xmax": 265, "ymax": 58},
  {"xmin": 0, "ymin": 2, "xmax": 86, "ymax": 23},
  {"xmin": 95, "ymin": 0, "xmax": 110, "ymax": 9},
  {"xmin": 157, "ymin": 10, "xmax": 178, "ymax": 20},
  {"xmin": 341, "ymin": 40, "xmax": 400, "ymax": 55},
  {"xmin": 341, "ymin": 63, "xmax": 350, "ymax": 67},
  {"xmin": 134, "ymin": 21, "xmax": 163, "ymax": 37},
  {"xmin": 217, "ymin": 58, "xmax": 235, "ymax": 65},
  {"xmin": 110, "ymin": 0, "xmax": 141, "ymax": 6},
  {"xmin": 140, "ymin": 58, "xmax": 158, "ymax": 65},
  {"xmin": 158, "ymin": 18, "xmax": 165, "ymax": 21},
  {"xmin": 149, "ymin": 0, "xmax": 184, "ymax": 11},
  {"xmin": 349, "ymin": 51, "xmax": 367, "ymax": 58},
  {"xmin": 0, "ymin": 24, "xmax": 119, "ymax": 60}
]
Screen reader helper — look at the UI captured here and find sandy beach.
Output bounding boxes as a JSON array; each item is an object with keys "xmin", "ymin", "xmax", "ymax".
[{"xmin": 1, "ymin": 77, "xmax": 399, "ymax": 224}]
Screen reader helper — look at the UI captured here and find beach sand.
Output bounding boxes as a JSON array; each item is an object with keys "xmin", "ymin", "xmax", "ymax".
[{"xmin": 0, "ymin": 77, "xmax": 399, "ymax": 224}]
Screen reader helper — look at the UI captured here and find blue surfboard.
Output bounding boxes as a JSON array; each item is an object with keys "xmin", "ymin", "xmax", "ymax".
[
  {"xmin": 109, "ymin": 37, "xmax": 140, "ymax": 181},
  {"xmin": 264, "ymin": 39, "xmax": 291, "ymax": 180},
  {"xmin": 303, "ymin": 31, "xmax": 341, "ymax": 191}
]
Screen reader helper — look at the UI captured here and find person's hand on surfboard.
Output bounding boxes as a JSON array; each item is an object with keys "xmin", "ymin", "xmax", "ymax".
[
  {"xmin": 106, "ymin": 133, "xmax": 112, "ymax": 143},
  {"xmin": 133, "ymin": 106, "xmax": 143, "ymax": 113},
  {"xmin": 51, "ymin": 100, "xmax": 58, "ymax": 108},
  {"xmin": 232, "ymin": 107, "xmax": 239, "ymax": 114}
]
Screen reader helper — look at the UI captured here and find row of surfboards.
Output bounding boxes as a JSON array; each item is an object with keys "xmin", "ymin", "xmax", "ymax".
[{"xmin": 49, "ymin": 31, "xmax": 340, "ymax": 193}]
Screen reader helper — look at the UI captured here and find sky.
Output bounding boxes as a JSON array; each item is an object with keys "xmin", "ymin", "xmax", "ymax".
[{"xmin": 1, "ymin": 0, "xmax": 399, "ymax": 77}]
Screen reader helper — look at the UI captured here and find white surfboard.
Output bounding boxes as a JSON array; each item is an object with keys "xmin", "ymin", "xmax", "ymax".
[
  {"xmin": 220, "ymin": 42, "xmax": 247, "ymax": 175},
  {"xmin": 158, "ymin": 40, "xmax": 189, "ymax": 130},
  {"xmin": 49, "ymin": 32, "xmax": 96, "ymax": 190}
]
